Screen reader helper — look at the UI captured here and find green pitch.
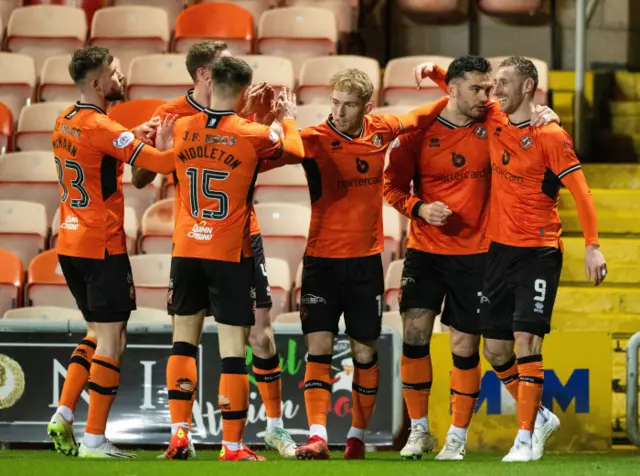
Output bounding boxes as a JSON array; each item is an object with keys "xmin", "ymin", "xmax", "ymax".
[{"xmin": 1, "ymin": 449, "xmax": 639, "ymax": 476}]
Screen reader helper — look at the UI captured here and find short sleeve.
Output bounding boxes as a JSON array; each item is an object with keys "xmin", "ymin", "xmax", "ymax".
[
  {"xmin": 541, "ymin": 127, "xmax": 582, "ymax": 180},
  {"xmin": 378, "ymin": 114, "xmax": 402, "ymax": 138},
  {"xmin": 90, "ymin": 116, "xmax": 147, "ymax": 165}
]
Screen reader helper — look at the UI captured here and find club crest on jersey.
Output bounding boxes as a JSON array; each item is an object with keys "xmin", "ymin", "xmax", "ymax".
[
  {"xmin": 520, "ymin": 134, "xmax": 534, "ymax": 150},
  {"xmin": 372, "ymin": 133, "xmax": 383, "ymax": 147},
  {"xmin": 113, "ymin": 131, "xmax": 135, "ymax": 148},
  {"xmin": 474, "ymin": 125, "xmax": 488, "ymax": 139}
]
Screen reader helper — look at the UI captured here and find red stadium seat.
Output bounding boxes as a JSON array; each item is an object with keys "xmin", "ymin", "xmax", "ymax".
[
  {"xmin": 0, "ymin": 248, "xmax": 24, "ymax": 316},
  {"xmin": 174, "ymin": 2, "xmax": 254, "ymax": 55},
  {"xmin": 26, "ymin": 248, "xmax": 76, "ymax": 308},
  {"xmin": 108, "ymin": 99, "xmax": 167, "ymax": 129},
  {"xmin": 0, "ymin": 102, "xmax": 14, "ymax": 154},
  {"xmin": 478, "ymin": 0, "xmax": 542, "ymax": 15}
]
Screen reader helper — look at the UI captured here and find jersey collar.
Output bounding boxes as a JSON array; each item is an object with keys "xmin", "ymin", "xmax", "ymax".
[
  {"xmin": 326, "ymin": 114, "xmax": 364, "ymax": 141},
  {"xmin": 75, "ymin": 102, "xmax": 106, "ymax": 115},
  {"xmin": 436, "ymin": 115, "xmax": 476, "ymax": 129},
  {"xmin": 186, "ymin": 88, "xmax": 206, "ymax": 113},
  {"xmin": 203, "ymin": 109, "xmax": 236, "ymax": 116},
  {"xmin": 509, "ymin": 119, "xmax": 531, "ymax": 128}
]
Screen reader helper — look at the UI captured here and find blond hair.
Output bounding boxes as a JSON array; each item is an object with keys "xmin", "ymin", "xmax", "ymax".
[{"xmin": 329, "ymin": 68, "xmax": 374, "ymax": 102}]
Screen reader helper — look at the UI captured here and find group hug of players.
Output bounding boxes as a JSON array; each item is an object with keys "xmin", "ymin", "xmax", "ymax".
[{"xmin": 47, "ymin": 40, "xmax": 607, "ymax": 463}]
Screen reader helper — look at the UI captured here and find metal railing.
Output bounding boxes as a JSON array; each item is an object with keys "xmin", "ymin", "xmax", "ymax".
[{"xmin": 626, "ymin": 331, "xmax": 640, "ymax": 447}]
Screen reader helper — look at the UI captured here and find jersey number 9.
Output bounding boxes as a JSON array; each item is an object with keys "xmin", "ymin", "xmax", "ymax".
[{"xmin": 186, "ymin": 167, "xmax": 230, "ymax": 220}]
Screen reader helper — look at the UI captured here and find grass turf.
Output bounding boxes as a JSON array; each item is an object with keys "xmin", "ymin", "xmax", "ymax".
[{"xmin": 1, "ymin": 449, "xmax": 639, "ymax": 476}]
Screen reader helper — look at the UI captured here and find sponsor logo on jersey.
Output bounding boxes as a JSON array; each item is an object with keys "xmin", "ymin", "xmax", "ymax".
[
  {"xmin": 187, "ymin": 221, "xmax": 213, "ymax": 241},
  {"xmin": 60, "ymin": 214, "xmax": 79, "ymax": 231}
]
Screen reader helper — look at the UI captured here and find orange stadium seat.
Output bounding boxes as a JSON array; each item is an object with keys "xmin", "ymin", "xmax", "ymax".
[
  {"xmin": 139, "ymin": 197, "xmax": 173, "ymax": 254},
  {"xmin": 0, "ymin": 200, "xmax": 47, "ymax": 267},
  {"xmin": 26, "ymin": 248, "xmax": 76, "ymax": 308},
  {"xmin": 6, "ymin": 5, "xmax": 87, "ymax": 77},
  {"xmin": 285, "ymin": 0, "xmax": 358, "ymax": 34},
  {"xmin": 0, "ymin": 53, "xmax": 36, "ymax": 124},
  {"xmin": 254, "ymin": 164, "xmax": 309, "ymax": 205},
  {"xmin": 0, "ymin": 248, "xmax": 23, "ymax": 316},
  {"xmin": 488, "ymin": 56, "xmax": 548, "ymax": 105},
  {"xmin": 129, "ymin": 254, "xmax": 170, "ymax": 310},
  {"xmin": 478, "ymin": 0, "xmax": 542, "ymax": 15},
  {"xmin": 237, "ymin": 55, "xmax": 295, "ymax": 91},
  {"xmin": 125, "ymin": 54, "xmax": 192, "ymax": 101},
  {"xmin": 90, "ymin": 6, "xmax": 170, "ymax": 76},
  {"xmin": 0, "ymin": 151, "xmax": 59, "ymax": 224},
  {"xmin": 383, "ymin": 55, "xmax": 453, "ymax": 106},
  {"xmin": 382, "ymin": 205, "xmax": 402, "ymax": 273},
  {"xmin": 265, "ymin": 257, "xmax": 291, "ymax": 317},
  {"xmin": 257, "ymin": 6, "xmax": 338, "ymax": 78},
  {"xmin": 108, "ymin": 98, "xmax": 167, "ymax": 128},
  {"xmin": 254, "ymin": 202, "xmax": 311, "ymax": 279},
  {"xmin": 115, "ymin": 0, "xmax": 185, "ymax": 31},
  {"xmin": 383, "ymin": 258, "xmax": 403, "ymax": 311},
  {"xmin": 296, "ymin": 103, "xmax": 331, "ymax": 128},
  {"xmin": 122, "ymin": 165, "xmax": 163, "ymax": 221},
  {"xmin": 39, "ymin": 55, "xmax": 79, "ymax": 102},
  {"xmin": 15, "ymin": 102, "xmax": 69, "ymax": 151},
  {"xmin": 0, "ymin": 102, "xmax": 14, "ymax": 154},
  {"xmin": 174, "ymin": 2, "xmax": 254, "ymax": 55},
  {"xmin": 200, "ymin": 0, "xmax": 278, "ymax": 24},
  {"xmin": 298, "ymin": 55, "xmax": 380, "ymax": 105}
]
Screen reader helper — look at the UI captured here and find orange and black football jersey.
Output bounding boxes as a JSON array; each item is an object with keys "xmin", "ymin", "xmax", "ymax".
[
  {"xmin": 485, "ymin": 104, "xmax": 584, "ymax": 248},
  {"xmin": 172, "ymin": 110, "xmax": 285, "ymax": 261},
  {"xmin": 53, "ymin": 102, "xmax": 175, "ymax": 259},
  {"xmin": 153, "ymin": 90, "xmax": 262, "ymax": 236},
  {"xmin": 302, "ymin": 114, "xmax": 403, "ymax": 258},
  {"xmin": 385, "ymin": 116, "xmax": 491, "ymax": 255}
]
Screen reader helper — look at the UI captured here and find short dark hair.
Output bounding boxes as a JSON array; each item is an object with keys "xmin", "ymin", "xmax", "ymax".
[
  {"xmin": 211, "ymin": 57, "xmax": 253, "ymax": 93},
  {"xmin": 445, "ymin": 55, "xmax": 492, "ymax": 84},
  {"xmin": 499, "ymin": 56, "xmax": 539, "ymax": 91},
  {"xmin": 186, "ymin": 40, "xmax": 229, "ymax": 80},
  {"xmin": 69, "ymin": 46, "xmax": 113, "ymax": 84}
]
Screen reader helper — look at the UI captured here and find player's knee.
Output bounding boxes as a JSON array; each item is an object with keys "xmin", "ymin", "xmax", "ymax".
[
  {"xmin": 483, "ymin": 341, "xmax": 513, "ymax": 367},
  {"xmin": 514, "ymin": 332, "xmax": 543, "ymax": 357},
  {"xmin": 248, "ymin": 325, "xmax": 275, "ymax": 355},
  {"xmin": 402, "ymin": 308, "xmax": 435, "ymax": 345},
  {"xmin": 450, "ymin": 331, "xmax": 480, "ymax": 357},
  {"xmin": 306, "ymin": 331, "xmax": 334, "ymax": 355},
  {"xmin": 351, "ymin": 340, "xmax": 377, "ymax": 365},
  {"xmin": 218, "ymin": 323, "xmax": 249, "ymax": 358},
  {"xmin": 94, "ymin": 322, "xmax": 127, "ymax": 360}
]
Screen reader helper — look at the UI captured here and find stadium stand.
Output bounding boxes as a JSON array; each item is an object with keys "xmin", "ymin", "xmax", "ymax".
[
  {"xmin": 0, "ymin": 102, "xmax": 14, "ymax": 154},
  {"xmin": 0, "ymin": 52, "xmax": 36, "ymax": 124},
  {"xmin": 265, "ymin": 256, "xmax": 291, "ymax": 317},
  {"xmin": 130, "ymin": 253, "xmax": 171, "ymax": 310},
  {"xmin": 0, "ymin": 247, "xmax": 23, "ymax": 316},
  {"xmin": 253, "ymin": 164, "xmax": 309, "ymax": 205},
  {"xmin": 139, "ymin": 198, "xmax": 173, "ymax": 255},
  {"xmin": 15, "ymin": 102, "xmax": 69, "ymax": 151},
  {"xmin": 0, "ymin": 199, "xmax": 47, "ymax": 267},
  {"xmin": 39, "ymin": 55, "xmax": 81, "ymax": 102},
  {"xmin": 125, "ymin": 54, "xmax": 192, "ymax": 101},
  {"xmin": 382, "ymin": 55, "xmax": 453, "ymax": 105}
]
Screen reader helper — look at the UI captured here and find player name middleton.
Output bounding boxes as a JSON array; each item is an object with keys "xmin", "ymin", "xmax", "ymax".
[{"xmin": 178, "ymin": 133, "xmax": 242, "ymax": 169}]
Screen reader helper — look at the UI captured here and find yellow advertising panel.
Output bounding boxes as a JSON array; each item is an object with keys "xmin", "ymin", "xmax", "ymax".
[{"xmin": 429, "ymin": 331, "xmax": 612, "ymax": 452}]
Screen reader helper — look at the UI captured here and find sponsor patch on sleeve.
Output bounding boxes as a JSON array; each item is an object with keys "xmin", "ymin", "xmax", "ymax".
[{"xmin": 113, "ymin": 131, "xmax": 135, "ymax": 148}]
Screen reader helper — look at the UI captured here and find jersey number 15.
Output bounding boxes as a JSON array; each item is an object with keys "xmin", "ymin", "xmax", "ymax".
[{"xmin": 186, "ymin": 167, "xmax": 230, "ymax": 220}]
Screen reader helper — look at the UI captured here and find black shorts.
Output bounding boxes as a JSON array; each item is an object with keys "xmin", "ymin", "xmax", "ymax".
[
  {"xmin": 168, "ymin": 256, "xmax": 255, "ymax": 327},
  {"xmin": 300, "ymin": 254, "xmax": 384, "ymax": 341},
  {"xmin": 251, "ymin": 233, "xmax": 273, "ymax": 309},
  {"xmin": 400, "ymin": 248, "xmax": 486, "ymax": 335},
  {"xmin": 480, "ymin": 242, "xmax": 563, "ymax": 340},
  {"xmin": 58, "ymin": 251, "xmax": 136, "ymax": 322}
]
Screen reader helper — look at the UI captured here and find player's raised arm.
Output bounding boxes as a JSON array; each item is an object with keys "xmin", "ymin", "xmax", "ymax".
[
  {"xmin": 393, "ymin": 96, "xmax": 449, "ymax": 135},
  {"xmin": 542, "ymin": 126, "xmax": 607, "ymax": 285},
  {"xmin": 90, "ymin": 114, "xmax": 177, "ymax": 174},
  {"xmin": 131, "ymin": 114, "xmax": 164, "ymax": 188}
]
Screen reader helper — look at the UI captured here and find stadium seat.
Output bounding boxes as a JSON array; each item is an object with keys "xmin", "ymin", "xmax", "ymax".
[
  {"xmin": 296, "ymin": 103, "xmax": 331, "ymax": 128},
  {"xmin": 174, "ymin": 2, "xmax": 254, "ymax": 55},
  {"xmin": 0, "ymin": 151, "xmax": 59, "ymax": 224},
  {"xmin": 559, "ymin": 189, "xmax": 640, "ymax": 235},
  {"xmin": 6, "ymin": 5, "xmax": 87, "ymax": 77},
  {"xmin": 122, "ymin": 165, "xmax": 163, "ymax": 221},
  {"xmin": 0, "ymin": 0, "xmax": 20, "ymax": 35},
  {"xmin": 383, "ymin": 258, "xmax": 403, "ymax": 311},
  {"xmin": 0, "ymin": 200, "xmax": 47, "ymax": 267},
  {"xmin": 15, "ymin": 102, "xmax": 69, "ymax": 151},
  {"xmin": 39, "ymin": 55, "xmax": 79, "ymax": 102},
  {"xmin": 382, "ymin": 205, "xmax": 402, "ymax": 273},
  {"xmin": 293, "ymin": 260, "xmax": 302, "ymax": 310},
  {"xmin": 115, "ymin": 0, "xmax": 185, "ymax": 32},
  {"xmin": 237, "ymin": 55, "xmax": 295, "ymax": 90},
  {"xmin": 0, "ymin": 102, "xmax": 14, "ymax": 154},
  {"xmin": 488, "ymin": 56, "xmax": 548, "ymax": 105},
  {"xmin": 0, "ymin": 52, "xmax": 36, "ymax": 123},
  {"xmin": 254, "ymin": 164, "xmax": 309, "ymax": 205},
  {"xmin": 297, "ymin": 55, "xmax": 380, "ymax": 105},
  {"xmin": 257, "ymin": 7, "xmax": 338, "ymax": 78},
  {"xmin": 382, "ymin": 55, "xmax": 454, "ymax": 106},
  {"xmin": 254, "ymin": 202, "xmax": 311, "ymax": 279},
  {"xmin": 478, "ymin": 0, "xmax": 542, "ymax": 15},
  {"xmin": 3, "ymin": 306, "xmax": 83, "ymax": 321},
  {"xmin": 126, "ymin": 54, "xmax": 192, "ymax": 101},
  {"xmin": 139, "ymin": 198, "xmax": 173, "ymax": 254},
  {"xmin": 26, "ymin": 248, "xmax": 76, "ymax": 308},
  {"xmin": 108, "ymin": 99, "xmax": 167, "ymax": 129},
  {"xmin": 371, "ymin": 105, "xmax": 421, "ymax": 116},
  {"xmin": 396, "ymin": 0, "xmax": 463, "ymax": 14},
  {"xmin": 0, "ymin": 248, "xmax": 23, "ymax": 316},
  {"xmin": 200, "ymin": 0, "xmax": 278, "ymax": 24},
  {"xmin": 274, "ymin": 311, "xmax": 300, "ymax": 324},
  {"xmin": 130, "ymin": 306, "xmax": 171, "ymax": 323},
  {"xmin": 265, "ymin": 256, "xmax": 291, "ymax": 317},
  {"xmin": 51, "ymin": 205, "xmax": 138, "ymax": 253},
  {"xmin": 90, "ymin": 6, "xmax": 170, "ymax": 76},
  {"xmin": 285, "ymin": 0, "xmax": 357, "ymax": 34},
  {"xmin": 130, "ymin": 253, "xmax": 170, "ymax": 310}
]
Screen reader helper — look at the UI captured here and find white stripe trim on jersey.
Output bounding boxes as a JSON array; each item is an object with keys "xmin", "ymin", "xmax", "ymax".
[
  {"xmin": 185, "ymin": 88, "xmax": 205, "ymax": 112},
  {"xmin": 128, "ymin": 142, "xmax": 145, "ymax": 165},
  {"xmin": 326, "ymin": 115, "xmax": 364, "ymax": 141},
  {"xmin": 436, "ymin": 115, "xmax": 477, "ymax": 129},
  {"xmin": 557, "ymin": 164, "xmax": 582, "ymax": 179},
  {"xmin": 75, "ymin": 102, "xmax": 106, "ymax": 115},
  {"xmin": 509, "ymin": 119, "xmax": 531, "ymax": 129}
]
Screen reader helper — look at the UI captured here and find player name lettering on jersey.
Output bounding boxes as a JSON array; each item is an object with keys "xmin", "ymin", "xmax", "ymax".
[
  {"xmin": 177, "ymin": 145, "xmax": 241, "ymax": 169},
  {"xmin": 55, "ymin": 123, "xmax": 82, "ymax": 139},
  {"xmin": 51, "ymin": 136, "xmax": 78, "ymax": 157},
  {"xmin": 181, "ymin": 130, "xmax": 237, "ymax": 146}
]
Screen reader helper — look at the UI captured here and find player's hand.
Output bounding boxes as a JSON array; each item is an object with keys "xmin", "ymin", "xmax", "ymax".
[
  {"xmin": 254, "ymin": 85, "xmax": 276, "ymax": 125},
  {"xmin": 241, "ymin": 82, "xmax": 271, "ymax": 118},
  {"xmin": 585, "ymin": 244, "xmax": 607, "ymax": 286},
  {"xmin": 413, "ymin": 62, "xmax": 435, "ymax": 89},
  {"xmin": 274, "ymin": 86, "xmax": 298, "ymax": 121},
  {"xmin": 155, "ymin": 113, "xmax": 178, "ymax": 151},
  {"xmin": 418, "ymin": 201, "xmax": 452, "ymax": 226},
  {"xmin": 531, "ymin": 105, "xmax": 560, "ymax": 127},
  {"xmin": 133, "ymin": 116, "xmax": 161, "ymax": 146}
]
